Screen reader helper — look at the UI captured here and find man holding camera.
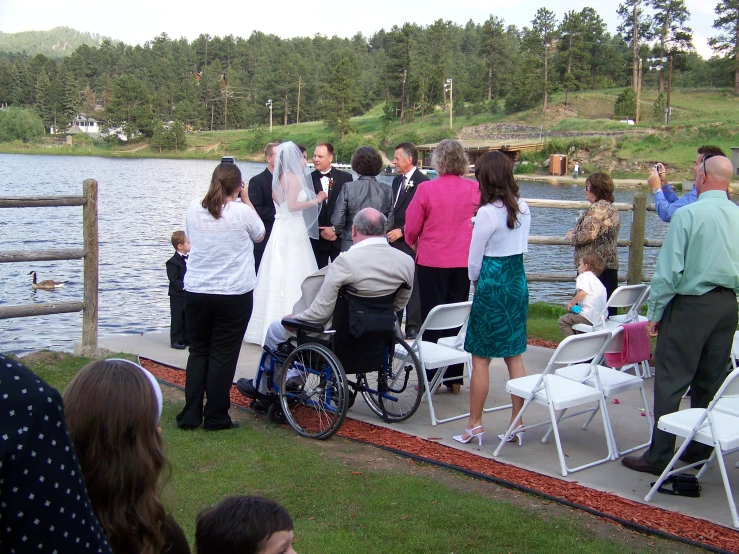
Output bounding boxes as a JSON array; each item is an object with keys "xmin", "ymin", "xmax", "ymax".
[{"xmin": 648, "ymin": 145, "xmax": 725, "ymax": 223}]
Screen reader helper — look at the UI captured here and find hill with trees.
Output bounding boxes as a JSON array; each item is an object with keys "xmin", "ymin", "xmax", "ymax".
[
  {"xmin": 0, "ymin": 27, "xmax": 108, "ymax": 59},
  {"xmin": 0, "ymin": 2, "xmax": 738, "ymax": 148}
]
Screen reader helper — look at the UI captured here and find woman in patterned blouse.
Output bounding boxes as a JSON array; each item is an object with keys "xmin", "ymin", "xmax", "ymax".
[{"xmin": 565, "ymin": 172, "xmax": 620, "ymax": 315}]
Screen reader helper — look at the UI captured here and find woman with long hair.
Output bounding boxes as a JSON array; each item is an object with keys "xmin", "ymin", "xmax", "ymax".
[
  {"xmin": 453, "ymin": 151, "xmax": 531, "ymax": 446},
  {"xmin": 176, "ymin": 162, "xmax": 265, "ymax": 430},
  {"xmin": 64, "ymin": 358, "xmax": 190, "ymax": 554},
  {"xmin": 244, "ymin": 141, "xmax": 326, "ymax": 345}
]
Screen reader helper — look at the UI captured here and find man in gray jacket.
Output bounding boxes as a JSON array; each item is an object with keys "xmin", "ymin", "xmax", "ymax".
[{"xmin": 263, "ymin": 208, "xmax": 413, "ymax": 350}]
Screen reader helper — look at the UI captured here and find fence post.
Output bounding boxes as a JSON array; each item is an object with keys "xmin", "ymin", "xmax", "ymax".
[
  {"xmin": 82, "ymin": 179, "xmax": 99, "ymax": 356},
  {"xmin": 627, "ymin": 192, "xmax": 646, "ymax": 285}
]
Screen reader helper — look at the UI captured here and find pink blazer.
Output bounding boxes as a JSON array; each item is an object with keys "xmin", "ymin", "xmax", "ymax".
[{"xmin": 404, "ymin": 174, "xmax": 479, "ymax": 268}]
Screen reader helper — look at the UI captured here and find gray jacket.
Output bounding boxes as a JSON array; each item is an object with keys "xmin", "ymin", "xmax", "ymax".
[{"xmin": 331, "ymin": 176, "xmax": 394, "ymax": 252}]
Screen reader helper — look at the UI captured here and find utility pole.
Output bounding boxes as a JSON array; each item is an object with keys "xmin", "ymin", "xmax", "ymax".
[
  {"xmin": 224, "ymin": 89, "xmax": 228, "ymax": 130},
  {"xmin": 444, "ymin": 78, "xmax": 453, "ymax": 130},
  {"xmin": 543, "ymin": 42, "xmax": 550, "ymax": 112},
  {"xmin": 210, "ymin": 104, "xmax": 214, "ymax": 133},
  {"xmin": 400, "ymin": 69, "xmax": 407, "ymax": 123},
  {"xmin": 296, "ymin": 76, "xmax": 301, "ymax": 124},
  {"xmin": 266, "ymin": 98, "xmax": 273, "ymax": 132},
  {"xmin": 666, "ymin": 54, "xmax": 673, "ymax": 125},
  {"xmin": 635, "ymin": 58, "xmax": 643, "ymax": 124}
]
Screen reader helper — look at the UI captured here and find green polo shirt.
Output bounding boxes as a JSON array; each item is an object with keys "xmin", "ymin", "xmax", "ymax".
[{"xmin": 647, "ymin": 190, "xmax": 739, "ymax": 322}]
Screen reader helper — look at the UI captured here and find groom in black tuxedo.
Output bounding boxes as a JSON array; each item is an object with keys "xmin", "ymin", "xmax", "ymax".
[
  {"xmin": 246, "ymin": 142, "xmax": 278, "ymax": 271},
  {"xmin": 310, "ymin": 142, "xmax": 352, "ymax": 268},
  {"xmin": 388, "ymin": 142, "xmax": 429, "ymax": 339}
]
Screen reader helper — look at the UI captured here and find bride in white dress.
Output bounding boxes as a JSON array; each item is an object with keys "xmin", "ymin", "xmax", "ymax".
[{"xmin": 244, "ymin": 142, "xmax": 327, "ymax": 345}]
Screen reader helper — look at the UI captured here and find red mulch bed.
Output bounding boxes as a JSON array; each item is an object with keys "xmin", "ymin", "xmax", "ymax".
[{"xmin": 141, "ymin": 355, "xmax": 739, "ymax": 552}]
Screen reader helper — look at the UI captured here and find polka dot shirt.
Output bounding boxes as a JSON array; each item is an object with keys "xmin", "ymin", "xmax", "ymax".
[{"xmin": 0, "ymin": 354, "xmax": 113, "ymax": 554}]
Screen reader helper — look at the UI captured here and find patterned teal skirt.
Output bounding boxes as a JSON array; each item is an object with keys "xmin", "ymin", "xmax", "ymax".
[{"xmin": 464, "ymin": 254, "xmax": 528, "ymax": 358}]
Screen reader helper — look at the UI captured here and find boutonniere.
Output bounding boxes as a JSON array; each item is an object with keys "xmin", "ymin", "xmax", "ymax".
[
  {"xmin": 328, "ymin": 178, "xmax": 334, "ymax": 192},
  {"xmin": 404, "ymin": 180, "xmax": 414, "ymax": 192},
  {"xmin": 470, "ymin": 215, "xmax": 476, "ymax": 226}
]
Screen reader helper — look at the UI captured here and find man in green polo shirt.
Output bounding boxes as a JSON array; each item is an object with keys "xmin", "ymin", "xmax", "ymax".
[{"xmin": 622, "ymin": 154, "xmax": 739, "ymax": 475}]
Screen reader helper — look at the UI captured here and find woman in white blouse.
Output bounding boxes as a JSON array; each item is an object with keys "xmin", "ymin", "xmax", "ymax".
[
  {"xmin": 176, "ymin": 162, "xmax": 265, "ymax": 431},
  {"xmin": 453, "ymin": 151, "xmax": 531, "ymax": 446}
]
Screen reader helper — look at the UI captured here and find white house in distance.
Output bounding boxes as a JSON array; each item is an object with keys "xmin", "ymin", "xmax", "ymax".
[{"xmin": 67, "ymin": 114, "xmax": 100, "ymax": 136}]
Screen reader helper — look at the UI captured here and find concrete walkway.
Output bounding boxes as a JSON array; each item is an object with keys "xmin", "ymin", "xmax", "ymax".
[{"xmin": 99, "ymin": 331, "xmax": 739, "ymax": 529}]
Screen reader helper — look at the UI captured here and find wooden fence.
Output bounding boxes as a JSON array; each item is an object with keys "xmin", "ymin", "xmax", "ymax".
[
  {"xmin": 523, "ymin": 193, "xmax": 660, "ymax": 285},
  {"xmin": 0, "ymin": 179, "xmax": 99, "ymax": 356}
]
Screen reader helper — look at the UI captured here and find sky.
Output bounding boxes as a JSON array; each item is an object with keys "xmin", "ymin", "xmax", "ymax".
[{"xmin": 0, "ymin": 0, "xmax": 718, "ymax": 58}]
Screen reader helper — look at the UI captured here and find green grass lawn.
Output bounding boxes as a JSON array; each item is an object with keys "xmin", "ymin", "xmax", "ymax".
[{"xmin": 22, "ymin": 352, "xmax": 686, "ymax": 554}]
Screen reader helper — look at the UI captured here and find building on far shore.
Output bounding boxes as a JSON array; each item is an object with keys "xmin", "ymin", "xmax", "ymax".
[{"xmin": 67, "ymin": 114, "xmax": 101, "ymax": 137}]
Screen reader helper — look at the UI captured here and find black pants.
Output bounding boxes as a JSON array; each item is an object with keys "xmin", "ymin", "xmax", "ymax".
[
  {"xmin": 599, "ymin": 267, "xmax": 618, "ymax": 317},
  {"xmin": 169, "ymin": 294, "xmax": 188, "ymax": 345},
  {"xmin": 417, "ymin": 265, "xmax": 470, "ymax": 386},
  {"xmin": 642, "ymin": 288, "xmax": 737, "ymax": 470},
  {"xmin": 176, "ymin": 291, "xmax": 253, "ymax": 430},
  {"xmin": 254, "ymin": 248, "xmax": 265, "ymax": 273},
  {"xmin": 392, "ymin": 246, "xmax": 422, "ymax": 333},
  {"xmin": 311, "ymin": 238, "xmax": 341, "ymax": 269}
]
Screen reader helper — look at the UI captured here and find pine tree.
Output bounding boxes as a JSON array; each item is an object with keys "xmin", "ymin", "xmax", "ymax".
[
  {"xmin": 710, "ymin": 0, "xmax": 739, "ymax": 94},
  {"xmin": 34, "ymin": 70, "xmax": 51, "ymax": 131},
  {"xmin": 325, "ymin": 52, "xmax": 358, "ymax": 136},
  {"xmin": 150, "ymin": 120, "xmax": 167, "ymax": 153},
  {"xmin": 649, "ymin": 0, "xmax": 692, "ymax": 90}
]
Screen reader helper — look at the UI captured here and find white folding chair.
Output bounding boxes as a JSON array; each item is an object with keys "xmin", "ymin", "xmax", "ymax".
[
  {"xmin": 493, "ymin": 330, "xmax": 616, "ymax": 476},
  {"xmin": 609, "ymin": 285, "xmax": 650, "ymax": 325},
  {"xmin": 550, "ymin": 326, "xmax": 653, "ymax": 457},
  {"xmin": 645, "ymin": 368, "xmax": 739, "ymax": 528},
  {"xmin": 728, "ymin": 331, "xmax": 739, "ymax": 371},
  {"xmin": 572, "ymin": 284, "xmax": 648, "ymax": 334},
  {"xmin": 408, "ymin": 302, "xmax": 510, "ymax": 426}
]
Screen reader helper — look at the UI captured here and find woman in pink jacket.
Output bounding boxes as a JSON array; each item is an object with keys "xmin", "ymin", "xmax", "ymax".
[{"xmin": 404, "ymin": 139, "xmax": 479, "ymax": 393}]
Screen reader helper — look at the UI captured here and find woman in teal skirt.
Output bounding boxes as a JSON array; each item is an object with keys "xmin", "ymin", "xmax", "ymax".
[{"xmin": 453, "ymin": 151, "xmax": 531, "ymax": 446}]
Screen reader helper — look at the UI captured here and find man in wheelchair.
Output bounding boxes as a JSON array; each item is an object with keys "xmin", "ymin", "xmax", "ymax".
[{"xmin": 237, "ymin": 208, "xmax": 415, "ymax": 399}]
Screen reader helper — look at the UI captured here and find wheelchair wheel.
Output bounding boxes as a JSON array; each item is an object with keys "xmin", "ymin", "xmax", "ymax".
[
  {"xmin": 361, "ymin": 338, "xmax": 423, "ymax": 423},
  {"xmin": 279, "ymin": 343, "xmax": 349, "ymax": 440},
  {"xmin": 267, "ymin": 402, "xmax": 286, "ymax": 425}
]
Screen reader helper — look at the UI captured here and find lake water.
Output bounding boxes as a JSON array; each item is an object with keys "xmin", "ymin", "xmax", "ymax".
[{"xmin": 0, "ymin": 153, "xmax": 693, "ymax": 354}]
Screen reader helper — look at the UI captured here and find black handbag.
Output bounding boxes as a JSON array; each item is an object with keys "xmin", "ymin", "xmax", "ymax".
[{"xmin": 652, "ymin": 473, "xmax": 701, "ymax": 497}]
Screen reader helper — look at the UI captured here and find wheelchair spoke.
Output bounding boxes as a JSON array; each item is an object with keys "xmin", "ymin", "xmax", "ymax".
[{"xmin": 279, "ymin": 343, "xmax": 348, "ymax": 439}]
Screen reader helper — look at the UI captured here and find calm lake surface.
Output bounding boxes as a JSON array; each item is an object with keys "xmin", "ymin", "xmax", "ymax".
[{"xmin": 0, "ymin": 153, "xmax": 708, "ymax": 354}]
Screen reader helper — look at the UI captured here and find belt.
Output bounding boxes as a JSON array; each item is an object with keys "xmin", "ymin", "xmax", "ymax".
[{"xmin": 711, "ymin": 286, "xmax": 736, "ymax": 295}]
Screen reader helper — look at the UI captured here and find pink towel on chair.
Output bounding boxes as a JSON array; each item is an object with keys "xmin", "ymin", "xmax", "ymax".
[{"xmin": 605, "ymin": 321, "xmax": 650, "ymax": 367}]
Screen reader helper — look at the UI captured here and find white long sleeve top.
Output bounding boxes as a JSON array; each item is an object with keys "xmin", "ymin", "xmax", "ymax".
[{"xmin": 468, "ymin": 199, "xmax": 531, "ymax": 282}]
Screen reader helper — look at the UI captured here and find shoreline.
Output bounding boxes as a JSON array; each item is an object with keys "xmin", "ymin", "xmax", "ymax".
[{"xmin": 2, "ymin": 147, "xmax": 738, "ymax": 192}]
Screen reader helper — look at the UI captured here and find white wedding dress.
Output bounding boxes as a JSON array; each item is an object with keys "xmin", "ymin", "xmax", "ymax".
[{"xmin": 244, "ymin": 189, "xmax": 318, "ymax": 345}]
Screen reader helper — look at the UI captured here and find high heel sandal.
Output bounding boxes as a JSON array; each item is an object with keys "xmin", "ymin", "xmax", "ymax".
[
  {"xmin": 452, "ymin": 425, "xmax": 485, "ymax": 445},
  {"xmin": 497, "ymin": 425, "xmax": 525, "ymax": 446}
]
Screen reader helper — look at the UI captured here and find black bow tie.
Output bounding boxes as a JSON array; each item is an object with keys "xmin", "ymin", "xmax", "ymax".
[
  {"xmin": 320, "ymin": 172, "xmax": 331, "ymax": 178},
  {"xmin": 182, "ymin": 255, "xmax": 189, "ymax": 260}
]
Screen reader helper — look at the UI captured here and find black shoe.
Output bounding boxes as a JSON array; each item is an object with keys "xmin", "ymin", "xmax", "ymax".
[
  {"xmin": 205, "ymin": 419, "xmax": 239, "ymax": 431},
  {"xmin": 171, "ymin": 342, "xmax": 187, "ymax": 350},
  {"xmin": 236, "ymin": 378, "xmax": 258, "ymax": 398},
  {"xmin": 405, "ymin": 328, "xmax": 419, "ymax": 340},
  {"xmin": 621, "ymin": 455, "xmax": 663, "ymax": 476}
]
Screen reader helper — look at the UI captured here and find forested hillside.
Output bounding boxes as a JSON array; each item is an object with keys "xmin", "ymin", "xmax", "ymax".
[
  {"xmin": 0, "ymin": 5, "xmax": 736, "ymax": 141},
  {"xmin": 0, "ymin": 27, "xmax": 106, "ymax": 59}
]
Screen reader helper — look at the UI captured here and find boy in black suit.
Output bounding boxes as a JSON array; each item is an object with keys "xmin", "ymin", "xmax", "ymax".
[
  {"xmin": 166, "ymin": 230, "xmax": 191, "ymax": 349},
  {"xmin": 389, "ymin": 142, "xmax": 429, "ymax": 339},
  {"xmin": 310, "ymin": 142, "xmax": 353, "ymax": 268}
]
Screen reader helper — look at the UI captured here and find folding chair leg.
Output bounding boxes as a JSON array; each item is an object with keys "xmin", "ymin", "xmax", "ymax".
[
  {"xmin": 697, "ymin": 449, "xmax": 717, "ymax": 480},
  {"xmin": 546, "ymin": 401, "xmax": 570, "ymax": 476},
  {"xmin": 645, "ymin": 437, "xmax": 694, "ymax": 502},
  {"xmin": 542, "ymin": 408, "xmax": 567, "ymax": 444},
  {"xmin": 420, "ymin": 363, "xmax": 440, "ymax": 426},
  {"xmin": 582, "ymin": 404, "xmax": 599, "ymax": 430},
  {"xmin": 714, "ymin": 447, "xmax": 739, "ymax": 527}
]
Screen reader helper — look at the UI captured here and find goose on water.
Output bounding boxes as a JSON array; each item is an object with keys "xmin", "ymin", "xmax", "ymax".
[{"xmin": 28, "ymin": 271, "xmax": 66, "ymax": 290}]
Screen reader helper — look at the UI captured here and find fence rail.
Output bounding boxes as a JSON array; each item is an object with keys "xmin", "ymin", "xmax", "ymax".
[{"xmin": 0, "ymin": 180, "xmax": 99, "ymax": 356}]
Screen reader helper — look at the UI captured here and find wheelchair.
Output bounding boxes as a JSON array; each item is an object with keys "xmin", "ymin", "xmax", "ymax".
[{"xmin": 245, "ymin": 286, "xmax": 423, "ymax": 439}]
